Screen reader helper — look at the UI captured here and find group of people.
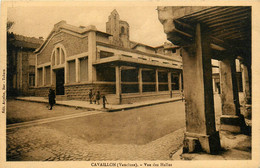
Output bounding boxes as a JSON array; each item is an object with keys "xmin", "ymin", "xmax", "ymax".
[
  {"xmin": 48, "ymin": 88, "xmax": 108, "ymax": 110},
  {"xmin": 88, "ymin": 90, "xmax": 101, "ymax": 105},
  {"xmin": 88, "ymin": 89, "xmax": 108, "ymax": 107}
]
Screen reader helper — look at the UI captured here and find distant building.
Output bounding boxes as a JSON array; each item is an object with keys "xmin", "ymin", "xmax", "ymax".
[
  {"xmin": 7, "ymin": 32, "xmax": 43, "ymax": 96},
  {"xmin": 212, "ymin": 59, "xmax": 243, "ymax": 95},
  {"xmin": 34, "ymin": 10, "xmax": 183, "ymax": 104}
]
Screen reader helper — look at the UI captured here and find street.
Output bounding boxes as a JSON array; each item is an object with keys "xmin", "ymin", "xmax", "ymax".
[
  {"xmin": 7, "ymin": 100, "xmax": 187, "ymax": 161},
  {"xmin": 6, "ymin": 95, "xmax": 223, "ymax": 161}
]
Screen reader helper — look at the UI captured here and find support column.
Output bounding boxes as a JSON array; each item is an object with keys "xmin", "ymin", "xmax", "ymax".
[
  {"xmin": 219, "ymin": 57, "xmax": 245, "ymax": 133},
  {"xmin": 76, "ymin": 58, "xmax": 80, "ymax": 83},
  {"xmin": 35, "ymin": 55, "xmax": 38, "ymax": 87},
  {"xmin": 155, "ymin": 69, "xmax": 159, "ymax": 92},
  {"xmin": 179, "ymin": 72, "xmax": 182, "ymax": 92},
  {"xmin": 241, "ymin": 64, "xmax": 251, "ymax": 104},
  {"xmin": 138, "ymin": 68, "xmax": 143, "ymax": 94},
  {"xmin": 182, "ymin": 23, "xmax": 220, "ymax": 154},
  {"xmin": 168, "ymin": 72, "xmax": 172, "ymax": 97},
  {"xmin": 50, "ymin": 69, "xmax": 55, "ymax": 86},
  {"xmin": 212, "ymin": 78, "xmax": 216, "ymax": 94},
  {"xmin": 64, "ymin": 61, "xmax": 69, "ymax": 84},
  {"xmin": 42, "ymin": 66, "xmax": 45, "ymax": 86},
  {"xmin": 88, "ymin": 31, "xmax": 97, "ymax": 82},
  {"xmin": 115, "ymin": 66, "xmax": 122, "ymax": 104},
  {"xmin": 55, "ymin": 50, "xmax": 58, "ymax": 65}
]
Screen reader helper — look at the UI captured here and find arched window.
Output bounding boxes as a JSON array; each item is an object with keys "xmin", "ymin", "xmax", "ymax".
[
  {"xmin": 51, "ymin": 44, "xmax": 66, "ymax": 66},
  {"xmin": 121, "ymin": 26, "xmax": 125, "ymax": 34}
]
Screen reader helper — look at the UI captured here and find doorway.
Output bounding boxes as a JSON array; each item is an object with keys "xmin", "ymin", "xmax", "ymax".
[{"xmin": 56, "ymin": 68, "xmax": 64, "ymax": 95}]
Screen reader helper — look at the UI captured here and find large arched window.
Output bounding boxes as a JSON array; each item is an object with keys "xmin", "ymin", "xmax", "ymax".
[{"xmin": 51, "ymin": 44, "xmax": 66, "ymax": 66}]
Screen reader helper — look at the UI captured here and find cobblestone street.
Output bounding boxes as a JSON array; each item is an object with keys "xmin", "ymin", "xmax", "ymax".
[{"xmin": 7, "ymin": 126, "xmax": 184, "ymax": 161}]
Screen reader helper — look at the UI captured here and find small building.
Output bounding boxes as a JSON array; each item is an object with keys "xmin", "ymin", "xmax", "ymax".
[
  {"xmin": 34, "ymin": 10, "xmax": 183, "ymax": 104},
  {"xmin": 7, "ymin": 32, "xmax": 43, "ymax": 96}
]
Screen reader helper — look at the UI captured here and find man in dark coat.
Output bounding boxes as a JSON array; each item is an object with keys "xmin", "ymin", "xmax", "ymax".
[
  {"xmin": 89, "ymin": 89, "xmax": 93, "ymax": 104},
  {"xmin": 48, "ymin": 89, "xmax": 56, "ymax": 110}
]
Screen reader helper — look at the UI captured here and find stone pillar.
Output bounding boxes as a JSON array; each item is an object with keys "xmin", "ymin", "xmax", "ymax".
[
  {"xmin": 64, "ymin": 61, "xmax": 69, "ymax": 84},
  {"xmin": 182, "ymin": 24, "xmax": 220, "ymax": 154},
  {"xmin": 55, "ymin": 50, "xmax": 58, "ymax": 65},
  {"xmin": 76, "ymin": 58, "xmax": 80, "ymax": 82},
  {"xmin": 35, "ymin": 55, "xmax": 38, "ymax": 87},
  {"xmin": 179, "ymin": 72, "xmax": 182, "ymax": 92},
  {"xmin": 42, "ymin": 66, "xmax": 45, "ymax": 86},
  {"xmin": 138, "ymin": 68, "xmax": 143, "ymax": 94},
  {"xmin": 241, "ymin": 64, "xmax": 251, "ymax": 104},
  {"xmin": 51, "ymin": 69, "xmax": 55, "ymax": 86},
  {"xmin": 168, "ymin": 72, "xmax": 172, "ymax": 97},
  {"xmin": 115, "ymin": 66, "xmax": 122, "ymax": 104},
  {"xmin": 155, "ymin": 69, "xmax": 159, "ymax": 92},
  {"xmin": 219, "ymin": 57, "xmax": 245, "ymax": 133},
  {"xmin": 212, "ymin": 78, "xmax": 215, "ymax": 94},
  {"xmin": 88, "ymin": 31, "xmax": 97, "ymax": 82}
]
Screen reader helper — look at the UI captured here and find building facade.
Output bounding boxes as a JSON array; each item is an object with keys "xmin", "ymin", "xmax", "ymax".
[
  {"xmin": 7, "ymin": 33, "xmax": 43, "ymax": 96},
  {"xmin": 34, "ymin": 10, "xmax": 183, "ymax": 104}
]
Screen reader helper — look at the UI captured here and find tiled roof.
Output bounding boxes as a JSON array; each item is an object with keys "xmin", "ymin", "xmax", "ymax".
[{"xmin": 8, "ymin": 33, "xmax": 43, "ymax": 49}]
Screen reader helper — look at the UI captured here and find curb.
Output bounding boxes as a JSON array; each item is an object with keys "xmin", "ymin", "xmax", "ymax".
[
  {"xmin": 15, "ymin": 97, "xmax": 184, "ymax": 112},
  {"xmin": 107, "ymin": 98, "xmax": 183, "ymax": 112},
  {"xmin": 15, "ymin": 98, "xmax": 97, "ymax": 111}
]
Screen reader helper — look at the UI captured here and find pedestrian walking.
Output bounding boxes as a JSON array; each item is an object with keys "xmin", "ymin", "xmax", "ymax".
[
  {"xmin": 102, "ymin": 95, "xmax": 108, "ymax": 109},
  {"xmin": 181, "ymin": 90, "xmax": 185, "ymax": 102},
  {"xmin": 95, "ymin": 91, "xmax": 101, "ymax": 105},
  {"xmin": 89, "ymin": 89, "xmax": 93, "ymax": 104},
  {"xmin": 48, "ymin": 89, "xmax": 56, "ymax": 110}
]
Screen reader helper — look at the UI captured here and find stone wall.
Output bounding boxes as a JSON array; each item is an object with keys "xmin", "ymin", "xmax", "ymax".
[
  {"xmin": 37, "ymin": 32, "xmax": 88, "ymax": 65},
  {"xmin": 65, "ymin": 83, "xmax": 116, "ymax": 100},
  {"xmin": 34, "ymin": 87, "xmax": 55, "ymax": 97}
]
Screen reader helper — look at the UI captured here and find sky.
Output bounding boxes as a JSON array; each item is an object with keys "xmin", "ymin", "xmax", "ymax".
[{"xmin": 7, "ymin": 6, "xmax": 168, "ymax": 47}]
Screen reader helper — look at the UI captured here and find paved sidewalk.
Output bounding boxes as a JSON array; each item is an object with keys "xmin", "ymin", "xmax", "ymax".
[
  {"xmin": 171, "ymin": 130, "xmax": 252, "ymax": 160},
  {"xmin": 15, "ymin": 96, "xmax": 183, "ymax": 112}
]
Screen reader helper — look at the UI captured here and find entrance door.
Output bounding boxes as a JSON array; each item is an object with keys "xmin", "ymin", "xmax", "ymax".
[{"xmin": 56, "ymin": 68, "xmax": 64, "ymax": 95}]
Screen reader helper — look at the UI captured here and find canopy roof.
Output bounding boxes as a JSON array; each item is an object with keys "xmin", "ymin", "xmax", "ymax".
[{"xmin": 158, "ymin": 6, "xmax": 251, "ymax": 63}]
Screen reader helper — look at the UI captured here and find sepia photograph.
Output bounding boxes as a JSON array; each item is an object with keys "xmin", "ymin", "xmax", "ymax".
[{"xmin": 1, "ymin": 1, "xmax": 260, "ymax": 168}]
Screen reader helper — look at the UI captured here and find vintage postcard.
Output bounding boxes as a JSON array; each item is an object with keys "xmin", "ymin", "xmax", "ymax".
[{"xmin": 0, "ymin": 1, "xmax": 259, "ymax": 168}]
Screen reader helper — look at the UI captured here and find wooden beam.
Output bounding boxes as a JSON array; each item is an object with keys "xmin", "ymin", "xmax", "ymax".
[
  {"xmin": 225, "ymin": 33, "xmax": 244, "ymax": 40},
  {"xmin": 209, "ymin": 16, "xmax": 249, "ymax": 28},
  {"xmin": 210, "ymin": 43, "xmax": 226, "ymax": 51},
  {"xmin": 211, "ymin": 27, "xmax": 240, "ymax": 36},
  {"xmin": 202, "ymin": 8, "xmax": 250, "ymax": 23},
  {"xmin": 180, "ymin": 7, "xmax": 222, "ymax": 20},
  {"xmin": 209, "ymin": 21, "xmax": 250, "ymax": 33},
  {"xmin": 217, "ymin": 30, "xmax": 245, "ymax": 39},
  {"xmin": 174, "ymin": 20, "xmax": 194, "ymax": 30},
  {"xmin": 174, "ymin": 28, "xmax": 193, "ymax": 38},
  {"xmin": 206, "ymin": 12, "xmax": 250, "ymax": 26},
  {"xmin": 188, "ymin": 7, "xmax": 238, "ymax": 21}
]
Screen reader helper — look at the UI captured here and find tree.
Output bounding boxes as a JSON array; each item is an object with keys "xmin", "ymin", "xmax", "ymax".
[{"xmin": 7, "ymin": 21, "xmax": 14, "ymax": 31}]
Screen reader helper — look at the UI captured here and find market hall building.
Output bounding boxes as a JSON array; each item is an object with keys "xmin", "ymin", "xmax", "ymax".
[
  {"xmin": 158, "ymin": 6, "xmax": 251, "ymax": 154},
  {"xmin": 34, "ymin": 10, "xmax": 183, "ymax": 104}
]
